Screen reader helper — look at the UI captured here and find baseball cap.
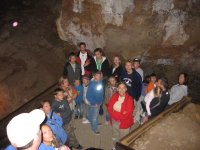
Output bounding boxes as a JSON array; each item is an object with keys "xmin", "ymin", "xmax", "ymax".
[
  {"xmin": 133, "ymin": 58, "xmax": 141, "ymax": 62},
  {"xmin": 6, "ymin": 109, "xmax": 45, "ymax": 147}
]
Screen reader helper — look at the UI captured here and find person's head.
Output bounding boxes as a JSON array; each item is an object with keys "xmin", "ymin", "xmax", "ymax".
[
  {"xmin": 82, "ymin": 75, "xmax": 90, "ymax": 86},
  {"xmin": 133, "ymin": 58, "xmax": 141, "ymax": 69},
  {"xmin": 54, "ymin": 88, "xmax": 64, "ymax": 101},
  {"xmin": 6, "ymin": 109, "xmax": 45, "ymax": 150},
  {"xmin": 94, "ymin": 48, "xmax": 103, "ymax": 59},
  {"xmin": 150, "ymin": 73, "xmax": 157, "ymax": 83},
  {"xmin": 93, "ymin": 71, "xmax": 102, "ymax": 81},
  {"xmin": 178, "ymin": 72, "xmax": 189, "ymax": 85},
  {"xmin": 41, "ymin": 124, "xmax": 54, "ymax": 145},
  {"xmin": 108, "ymin": 76, "xmax": 117, "ymax": 87},
  {"xmin": 68, "ymin": 52, "xmax": 76, "ymax": 63},
  {"xmin": 117, "ymin": 82, "xmax": 127, "ymax": 96},
  {"xmin": 156, "ymin": 77, "xmax": 168, "ymax": 91},
  {"xmin": 143, "ymin": 75, "xmax": 150, "ymax": 84},
  {"xmin": 113, "ymin": 56, "xmax": 121, "ymax": 66},
  {"xmin": 58, "ymin": 76, "xmax": 70, "ymax": 88},
  {"xmin": 74, "ymin": 79, "xmax": 81, "ymax": 86},
  {"xmin": 41, "ymin": 100, "xmax": 51, "ymax": 115},
  {"xmin": 79, "ymin": 42, "xmax": 86, "ymax": 52},
  {"xmin": 125, "ymin": 60, "xmax": 133, "ymax": 72}
]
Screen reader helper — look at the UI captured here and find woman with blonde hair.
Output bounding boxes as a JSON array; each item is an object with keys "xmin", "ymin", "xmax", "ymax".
[{"xmin": 58, "ymin": 76, "xmax": 77, "ymax": 111}]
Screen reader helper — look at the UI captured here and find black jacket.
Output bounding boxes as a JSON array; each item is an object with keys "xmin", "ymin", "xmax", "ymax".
[
  {"xmin": 150, "ymin": 90, "xmax": 170, "ymax": 117},
  {"xmin": 109, "ymin": 65, "xmax": 123, "ymax": 81},
  {"xmin": 85, "ymin": 56, "xmax": 110, "ymax": 77}
]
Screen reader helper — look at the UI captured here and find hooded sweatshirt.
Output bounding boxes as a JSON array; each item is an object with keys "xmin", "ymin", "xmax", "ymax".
[{"xmin": 86, "ymin": 80, "xmax": 104, "ymax": 105}]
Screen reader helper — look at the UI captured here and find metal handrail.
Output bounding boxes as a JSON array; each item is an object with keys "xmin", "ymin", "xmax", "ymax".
[{"xmin": 0, "ymin": 82, "xmax": 58, "ymax": 148}]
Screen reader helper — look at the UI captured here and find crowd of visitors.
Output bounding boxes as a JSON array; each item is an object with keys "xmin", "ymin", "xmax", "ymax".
[{"xmin": 5, "ymin": 42, "xmax": 189, "ymax": 150}]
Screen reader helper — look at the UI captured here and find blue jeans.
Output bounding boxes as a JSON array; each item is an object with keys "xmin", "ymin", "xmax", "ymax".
[
  {"xmin": 88, "ymin": 105, "xmax": 100, "ymax": 132},
  {"xmin": 83, "ymin": 103, "xmax": 89, "ymax": 119}
]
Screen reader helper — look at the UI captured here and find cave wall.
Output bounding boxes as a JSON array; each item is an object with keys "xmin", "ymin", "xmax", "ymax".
[
  {"xmin": 0, "ymin": 0, "xmax": 69, "ymax": 119},
  {"xmin": 57, "ymin": 0, "xmax": 200, "ymax": 100}
]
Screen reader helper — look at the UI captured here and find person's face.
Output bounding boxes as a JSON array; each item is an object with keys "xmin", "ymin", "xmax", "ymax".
[
  {"xmin": 178, "ymin": 74, "xmax": 185, "ymax": 85},
  {"xmin": 125, "ymin": 62, "xmax": 132, "ymax": 71},
  {"xmin": 118, "ymin": 84, "xmax": 127, "ymax": 96},
  {"xmin": 42, "ymin": 102, "xmax": 51, "ymax": 114},
  {"xmin": 70, "ymin": 56, "xmax": 76, "ymax": 63},
  {"xmin": 156, "ymin": 79, "xmax": 162, "ymax": 88},
  {"xmin": 94, "ymin": 73, "xmax": 101, "ymax": 81},
  {"xmin": 82, "ymin": 78, "xmax": 89, "ymax": 85},
  {"xmin": 133, "ymin": 62, "xmax": 140, "ymax": 69},
  {"xmin": 150, "ymin": 76, "xmax": 157, "ymax": 83},
  {"xmin": 54, "ymin": 91, "xmax": 64, "ymax": 101},
  {"xmin": 95, "ymin": 51, "xmax": 102, "ymax": 59},
  {"xmin": 74, "ymin": 80, "xmax": 80, "ymax": 86},
  {"xmin": 109, "ymin": 78, "xmax": 116, "ymax": 86},
  {"xmin": 41, "ymin": 125, "xmax": 54, "ymax": 143},
  {"xmin": 113, "ymin": 57, "xmax": 120, "ymax": 66},
  {"xmin": 62, "ymin": 79, "xmax": 69, "ymax": 87},
  {"xmin": 80, "ymin": 45, "xmax": 86, "ymax": 51}
]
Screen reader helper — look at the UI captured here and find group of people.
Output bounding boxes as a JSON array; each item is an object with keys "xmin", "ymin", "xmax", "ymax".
[{"xmin": 5, "ymin": 42, "xmax": 189, "ymax": 150}]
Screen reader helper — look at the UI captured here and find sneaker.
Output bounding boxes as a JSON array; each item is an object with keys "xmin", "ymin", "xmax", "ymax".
[
  {"xmin": 82, "ymin": 119, "xmax": 90, "ymax": 124},
  {"xmin": 82, "ymin": 117, "xmax": 86, "ymax": 121},
  {"xmin": 73, "ymin": 144, "xmax": 83, "ymax": 149},
  {"xmin": 112, "ymin": 147, "xmax": 116, "ymax": 150},
  {"xmin": 94, "ymin": 131, "xmax": 100, "ymax": 135},
  {"xmin": 105, "ymin": 121, "xmax": 109, "ymax": 125}
]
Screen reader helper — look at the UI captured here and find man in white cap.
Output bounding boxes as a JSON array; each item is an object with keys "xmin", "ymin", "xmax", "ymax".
[{"xmin": 6, "ymin": 109, "xmax": 45, "ymax": 150}]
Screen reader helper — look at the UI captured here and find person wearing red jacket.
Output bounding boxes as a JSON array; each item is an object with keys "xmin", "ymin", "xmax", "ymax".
[
  {"xmin": 107, "ymin": 82, "xmax": 134, "ymax": 148},
  {"xmin": 76, "ymin": 42, "xmax": 92, "ymax": 76}
]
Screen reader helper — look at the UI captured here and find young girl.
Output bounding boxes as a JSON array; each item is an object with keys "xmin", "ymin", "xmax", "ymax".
[
  {"xmin": 58, "ymin": 76, "xmax": 77, "ymax": 111},
  {"xmin": 40, "ymin": 124, "xmax": 70, "ymax": 150},
  {"xmin": 105, "ymin": 76, "xmax": 118, "ymax": 124}
]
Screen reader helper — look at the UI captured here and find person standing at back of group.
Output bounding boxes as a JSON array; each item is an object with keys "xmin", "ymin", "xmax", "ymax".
[
  {"xmin": 109, "ymin": 55, "xmax": 123, "ymax": 81},
  {"xmin": 76, "ymin": 42, "xmax": 92, "ymax": 76},
  {"xmin": 133, "ymin": 58, "xmax": 144, "ymax": 81},
  {"xmin": 63, "ymin": 52, "xmax": 82, "ymax": 85},
  {"xmin": 84, "ymin": 48, "xmax": 110, "ymax": 79}
]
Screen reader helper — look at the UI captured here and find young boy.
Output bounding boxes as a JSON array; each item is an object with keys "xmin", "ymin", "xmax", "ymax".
[
  {"xmin": 82, "ymin": 75, "xmax": 90, "ymax": 124},
  {"xmin": 86, "ymin": 71, "xmax": 104, "ymax": 134},
  {"xmin": 145, "ymin": 73, "xmax": 157, "ymax": 94},
  {"xmin": 41, "ymin": 100, "xmax": 68, "ymax": 145},
  {"xmin": 133, "ymin": 58, "xmax": 144, "ymax": 81},
  {"xmin": 74, "ymin": 79, "xmax": 84, "ymax": 119},
  {"xmin": 52, "ymin": 88, "xmax": 82, "ymax": 149},
  {"xmin": 63, "ymin": 52, "xmax": 82, "ymax": 85}
]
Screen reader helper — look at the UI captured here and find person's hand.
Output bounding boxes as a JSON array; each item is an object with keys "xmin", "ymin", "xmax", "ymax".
[
  {"xmin": 95, "ymin": 104, "xmax": 99, "ymax": 108},
  {"xmin": 84, "ymin": 61, "xmax": 90, "ymax": 67},
  {"xmin": 142, "ymin": 116, "xmax": 148, "ymax": 123},
  {"xmin": 57, "ymin": 113, "xmax": 61, "ymax": 116},
  {"xmin": 123, "ymin": 111, "xmax": 127, "ymax": 114}
]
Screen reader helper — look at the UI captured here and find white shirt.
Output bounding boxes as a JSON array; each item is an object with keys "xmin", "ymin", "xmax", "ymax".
[
  {"xmin": 136, "ymin": 68, "xmax": 144, "ymax": 81},
  {"xmin": 79, "ymin": 52, "xmax": 87, "ymax": 75},
  {"xmin": 144, "ymin": 89, "xmax": 154, "ymax": 116},
  {"xmin": 168, "ymin": 84, "xmax": 188, "ymax": 105},
  {"xmin": 113, "ymin": 96, "xmax": 125, "ymax": 112}
]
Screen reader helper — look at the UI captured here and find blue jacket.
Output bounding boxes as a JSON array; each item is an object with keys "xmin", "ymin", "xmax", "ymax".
[
  {"xmin": 45, "ymin": 110, "xmax": 68, "ymax": 144},
  {"xmin": 86, "ymin": 80, "xmax": 104, "ymax": 105},
  {"xmin": 74, "ymin": 85, "xmax": 83, "ymax": 105}
]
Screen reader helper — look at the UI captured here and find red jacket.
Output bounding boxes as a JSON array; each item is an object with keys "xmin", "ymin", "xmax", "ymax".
[
  {"xmin": 76, "ymin": 50, "xmax": 92, "ymax": 76},
  {"xmin": 108, "ymin": 92, "xmax": 134, "ymax": 129}
]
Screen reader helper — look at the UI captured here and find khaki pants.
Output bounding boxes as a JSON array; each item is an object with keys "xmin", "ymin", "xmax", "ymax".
[
  {"xmin": 112, "ymin": 119, "xmax": 130, "ymax": 146},
  {"xmin": 63, "ymin": 120, "xmax": 79, "ymax": 147}
]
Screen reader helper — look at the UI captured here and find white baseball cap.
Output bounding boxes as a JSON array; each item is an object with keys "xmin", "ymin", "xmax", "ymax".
[{"xmin": 6, "ymin": 109, "xmax": 45, "ymax": 147}]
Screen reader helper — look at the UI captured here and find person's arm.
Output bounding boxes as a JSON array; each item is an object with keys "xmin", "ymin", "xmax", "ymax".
[
  {"xmin": 63, "ymin": 62, "xmax": 69, "ymax": 76},
  {"xmin": 53, "ymin": 112, "xmax": 63, "ymax": 126},
  {"xmin": 84, "ymin": 58, "xmax": 95, "ymax": 71},
  {"xmin": 118, "ymin": 96, "xmax": 134, "ymax": 120},
  {"xmin": 145, "ymin": 91, "xmax": 154, "ymax": 116},
  {"xmin": 86, "ymin": 82, "xmax": 93, "ymax": 104}
]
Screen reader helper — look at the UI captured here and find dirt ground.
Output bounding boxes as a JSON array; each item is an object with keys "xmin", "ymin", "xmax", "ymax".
[{"xmin": 132, "ymin": 103, "xmax": 200, "ymax": 150}]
